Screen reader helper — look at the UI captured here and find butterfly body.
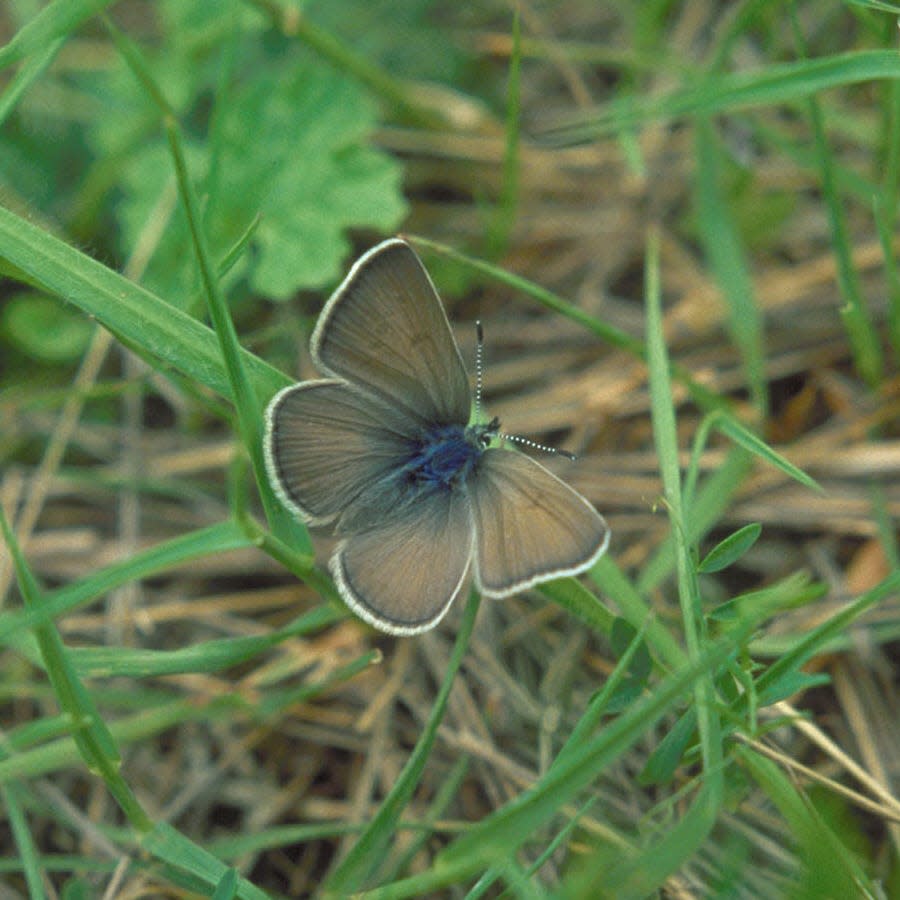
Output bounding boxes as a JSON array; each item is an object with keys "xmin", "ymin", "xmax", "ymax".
[
  {"xmin": 402, "ymin": 419, "xmax": 497, "ymax": 493},
  {"xmin": 265, "ymin": 238, "xmax": 610, "ymax": 634}
]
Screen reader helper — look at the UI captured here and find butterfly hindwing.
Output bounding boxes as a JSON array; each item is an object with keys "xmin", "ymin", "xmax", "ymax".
[
  {"xmin": 332, "ymin": 488, "xmax": 474, "ymax": 634},
  {"xmin": 468, "ymin": 449, "xmax": 610, "ymax": 597}
]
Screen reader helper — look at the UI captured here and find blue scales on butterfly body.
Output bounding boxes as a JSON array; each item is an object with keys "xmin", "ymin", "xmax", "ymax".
[{"xmin": 403, "ymin": 418, "xmax": 500, "ymax": 491}]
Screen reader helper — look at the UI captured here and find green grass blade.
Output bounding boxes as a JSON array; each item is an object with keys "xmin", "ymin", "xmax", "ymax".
[
  {"xmin": 0, "ymin": 205, "xmax": 287, "ymax": 404},
  {"xmin": 713, "ymin": 413, "xmax": 821, "ymax": 491},
  {"xmin": 738, "ymin": 746, "xmax": 879, "ymax": 897},
  {"xmin": 411, "ymin": 234, "xmax": 644, "ymax": 355},
  {"xmin": 421, "ymin": 628, "xmax": 752, "ymax": 894},
  {"xmin": 590, "ymin": 554, "xmax": 688, "ymax": 671},
  {"xmin": 755, "ymin": 570, "xmax": 900, "ymax": 703},
  {"xmin": 695, "ymin": 118, "xmax": 767, "ymax": 416},
  {"xmin": 0, "ymin": 37, "xmax": 64, "ymax": 127},
  {"xmin": 69, "ymin": 606, "xmax": 340, "ymax": 678},
  {"xmin": 324, "ymin": 589, "xmax": 481, "ymax": 894},
  {"xmin": 0, "ymin": 508, "xmax": 152, "ymax": 833},
  {"xmin": 211, "ymin": 868, "xmax": 239, "ymax": 900},
  {"xmin": 486, "ymin": 6, "xmax": 521, "ymax": 256},
  {"xmin": 0, "ymin": 522, "xmax": 252, "ymax": 642},
  {"xmin": 789, "ymin": 9, "xmax": 882, "ymax": 387},
  {"xmin": 1, "ymin": 782, "xmax": 46, "ymax": 899},
  {"xmin": 537, "ymin": 577, "xmax": 615, "ymax": 635},
  {"xmin": 0, "ymin": 698, "xmax": 237, "ymax": 784},
  {"xmin": 644, "ymin": 227, "xmax": 723, "ymax": 815},
  {"xmin": 573, "ymin": 783, "xmax": 719, "ymax": 898},
  {"xmin": 0, "ymin": 0, "xmax": 113, "ymax": 71},
  {"xmin": 142, "ymin": 823, "xmax": 270, "ymax": 900},
  {"xmin": 548, "ymin": 49, "xmax": 900, "ymax": 140},
  {"xmin": 874, "ymin": 193, "xmax": 900, "ymax": 363}
]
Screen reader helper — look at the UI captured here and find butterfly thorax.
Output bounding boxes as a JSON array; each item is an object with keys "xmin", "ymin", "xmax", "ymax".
[{"xmin": 404, "ymin": 417, "xmax": 500, "ymax": 491}]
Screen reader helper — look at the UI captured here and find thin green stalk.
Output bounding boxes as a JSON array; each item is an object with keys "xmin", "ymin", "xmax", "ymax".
[
  {"xmin": 324, "ymin": 590, "xmax": 481, "ymax": 894},
  {"xmin": 0, "ymin": 0, "xmax": 113, "ymax": 71},
  {"xmin": 2, "ymin": 781, "xmax": 46, "ymax": 899},
  {"xmin": 486, "ymin": 6, "xmax": 521, "ymax": 256},
  {"xmin": 245, "ymin": 0, "xmax": 442, "ymax": 129},
  {"xmin": 878, "ymin": 16, "xmax": 900, "ymax": 223},
  {"xmin": 0, "ymin": 508, "xmax": 154, "ymax": 834},
  {"xmin": 695, "ymin": 118, "xmax": 767, "ymax": 418},
  {"xmin": 644, "ymin": 228, "xmax": 723, "ymax": 817},
  {"xmin": 789, "ymin": 4, "xmax": 882, "ymax": 387},
  {"xmin": 874, "ymin": 194, "xmax": 900, "ymax": 361},
  {"xmin": 162, "ymin": 121, "xmax": 263, "ymax": 496},
  {"xmin": 101, "ymin": 14, "xmax": 310, "ymax": 551},
  {"xmin": 0, "ymin": 37, "xmax": 63, "ymax": 127}
]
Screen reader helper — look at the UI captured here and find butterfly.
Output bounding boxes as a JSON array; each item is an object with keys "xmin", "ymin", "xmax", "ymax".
[{"xmin": 264, "ymin": 239, "xmax": 610, "ymax": 634}]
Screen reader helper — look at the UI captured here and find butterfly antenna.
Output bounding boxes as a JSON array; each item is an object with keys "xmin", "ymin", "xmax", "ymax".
[
  {"xmin": 474, "ymin": 320, "xmax": 485, "ymax": 421},
  {"xmin": 476, "ymin": 320, "xmax": 575, "ymax": 459},
  {"xmin": 500, "ymin": 431, "xmax": 578, "ymax": 461}
]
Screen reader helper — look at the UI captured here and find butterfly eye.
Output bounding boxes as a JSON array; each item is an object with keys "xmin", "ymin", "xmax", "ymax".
[{"xmin": 470, "ymin": 416, "xmax": 499, "ymax": 449}]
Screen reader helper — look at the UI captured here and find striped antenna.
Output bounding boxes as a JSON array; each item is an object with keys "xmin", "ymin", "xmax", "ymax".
[
  {"xmin": 475, "ymin": 321, "xmax": 577, "ymax": 461},
  {"xmin": 501, "ymin": 431, "xmax": 577, "ymax": 461},
  {"xmin": 474, "ymin": 320, "xmax": 485, "ymax": 421}
]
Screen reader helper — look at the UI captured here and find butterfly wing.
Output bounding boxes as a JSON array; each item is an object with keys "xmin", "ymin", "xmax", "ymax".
[
  {"xmin": 468, "ymin": 450, "xmax": 610, "ymax": 597},
  {"xmin": 264, "ymin": 380, "xmax": 415, "ymax": 527},
  {"xmin": 312, "ymin": 239, "xmax": 471, "ymax": 428},
  {"xmin": 331, "ymin": 490, "xmax": 473, "ymax": 634}
]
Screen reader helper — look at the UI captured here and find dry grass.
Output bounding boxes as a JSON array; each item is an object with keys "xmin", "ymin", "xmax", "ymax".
[{"xmin": 2, "ymin": 1, "xmax": 899, "ymax": 897}]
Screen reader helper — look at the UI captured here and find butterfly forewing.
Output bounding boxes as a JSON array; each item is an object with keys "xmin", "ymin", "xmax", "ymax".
[
  {"xmin": 468, "ymin": 450, "xmax": 610, "ymax": 597},
  {"xmin": 312, "ymin": 239, "xmax": 471, "ymax": 428},
  {"xmin": 332, "ymin": 489, "xmax": 473, "ymax": 634},
  {"xmin": 264, "ymin": 380, "xmax": 415, "ymax": 526}
]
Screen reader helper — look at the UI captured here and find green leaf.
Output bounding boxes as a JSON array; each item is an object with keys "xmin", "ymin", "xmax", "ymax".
[
  {"xmin": 695, "ymin": 120, "xmax": 766, "ymax": 415},
  {"xmin": 1, "ymin": 292, "xmax": 93, "ymax": 362},
  {"xmin": 757, "ymin": 671, "xmax": 831, "ymax": 707},
  {"xmin": 601, "ymin": 677, "xmax": 647, "ymax": 715},
  {"xmin": 610, "ymin": 617, "xmax": 652, "ymax": 681},
  {"xmin": 85, "ymin": 26, "xmax": 407, "ymax": 302},
  {"xmin": 698, "ymin": 523, "xmax": 762, "ymax": 573},
  {"xmin": 308, "ymin": 0, "xmax": 464, "ymax": 83},
  {"xmin": 639, "ymin": 708, "xmax": 697, "ymax": 786},
  {"xmin": 711, "ymin": 571, "xmax": 824, "ymax": 626}
]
